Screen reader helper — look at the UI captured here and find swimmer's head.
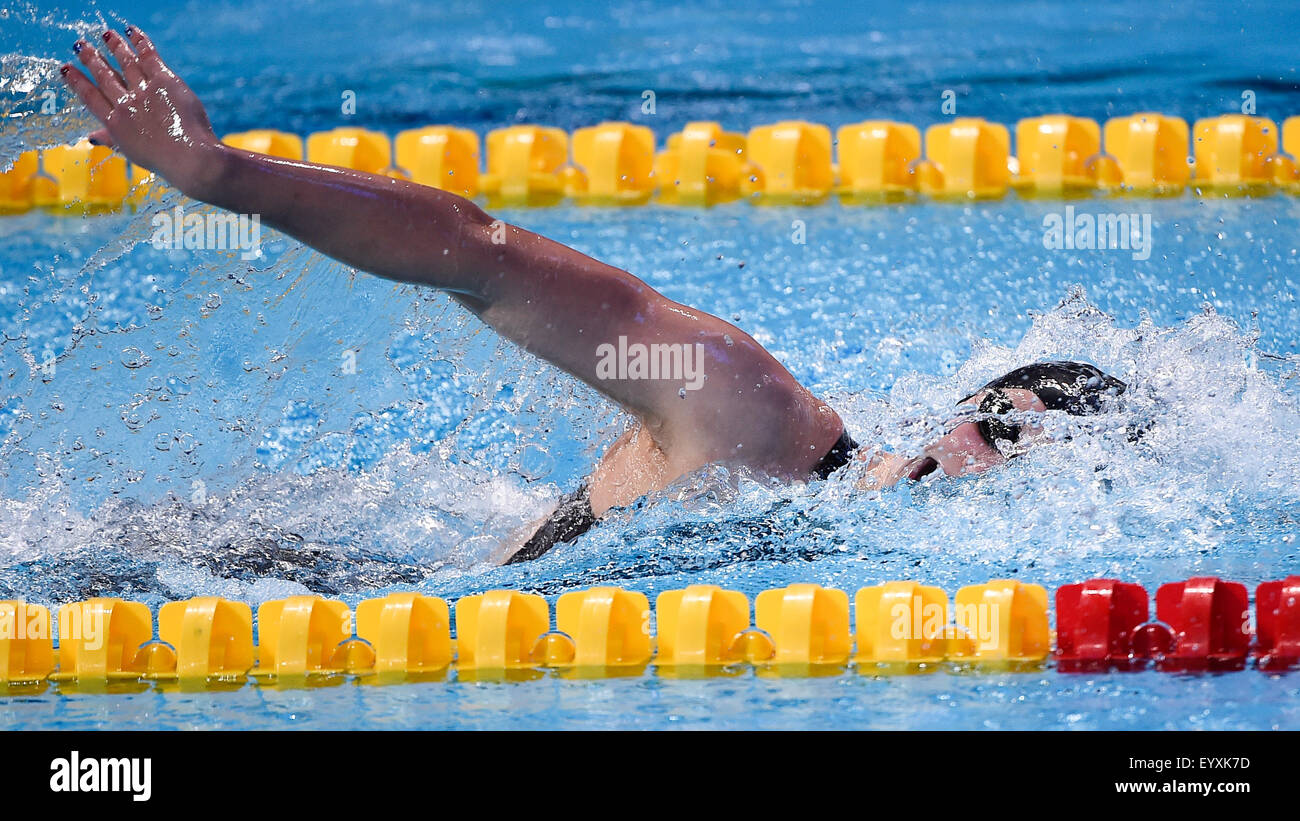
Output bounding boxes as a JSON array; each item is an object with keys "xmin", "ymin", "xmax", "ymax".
[{"xmin": 905, "ymin": 361, "xmax": 1127, "ymax": 480}]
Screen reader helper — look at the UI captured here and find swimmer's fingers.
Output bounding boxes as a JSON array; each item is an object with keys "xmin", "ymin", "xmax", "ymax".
[
  {"xmin": 74, "ymin": 40, "xmax": 127, "ymax": 101},
  {"xmin": 59, "ymin": 64, "xmax": 113, "ymax": 124},
  {"xmin": 124, "ymin": 25, "xmax": 167, "ymax": 78},
  {"xmin": 101, "ymin": 29, "xmax": 145, "ymax": 87},
  {"xmin": 88, "ymin": 128, "xmax": 114, "ymax": 149}
]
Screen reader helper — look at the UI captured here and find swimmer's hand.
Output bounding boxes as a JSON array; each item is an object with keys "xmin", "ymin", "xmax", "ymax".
[
  {"xmin": 60, "ymin": 27, "xmax": 223, "ymax": 197},
  {"xmin": 856, "ymin": 451, "xmax": 934, "ymax": 491}
]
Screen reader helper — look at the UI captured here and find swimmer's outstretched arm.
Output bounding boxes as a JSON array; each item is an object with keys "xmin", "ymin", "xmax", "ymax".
[
  {"xmin": 65, "ymin": 28, "xmax": 851, "ymax": 567},
  {"xmin": 61, "ymin": 29, "xmax": 843, "ymax": 476}
]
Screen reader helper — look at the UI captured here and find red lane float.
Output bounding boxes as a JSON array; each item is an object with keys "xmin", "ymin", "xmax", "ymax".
[
  {"xmin": 1054, "ymin": 576, "xmax": 1272, "ymax": 673},
  {"xmin": 1155, "ymin": 577, "xmax": 1250, "ymax": 672},
  {"xmin": 1255, "ymin": 575, "xmax": 1300, "ymax": 671},
  {"xmin": 1055, "ymin": 579, "xmax": 1152, "ymax": 672}
]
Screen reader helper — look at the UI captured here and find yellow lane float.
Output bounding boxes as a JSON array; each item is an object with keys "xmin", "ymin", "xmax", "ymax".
[
  {"xmin": 754, "ymin": 583, "xmax": 851, "ymax": 666},
  {"xmin": 746, "ymin": 120, "xmax": 834, "ymax": 204},
  {"xmin": 7, "ymin": 111, "xmax": 1300, "ymax": 214},
  {"xmin": 224, "ymin": 129, "xmax": 304, "ymax": 160},
  {"xmin": 835, "ymin": 120, "xmax": 922, "ymax": 202},
  {"xmin": 568, "ymin": 122, "xmax": 656, "ymax": 205},
  {"xmin": 950, "ymin": 580, "xmax": 1051, "ymax": 666},
  {"xmin": 538, "ymin": 586, "xmax": 654, "ymax": 677},
  {"xmin": 480, "ymin": 125, "xmax": 579, "ymax": 207},
  {"xmin": 154, "ymin": 596, "xmax": 254, "ymax": 683},
  {"xmin": 915, "ymin": 117, "xmax": 1011, "ymax": 199},
  {"xmin": 0, "ymin": 601, "xmax": 54, "ymax": 685},
  {"xmin": 1013, "ymin": 115, "xmax": 1106, "ymax": 196},
  {"xmin": 50, "ymin": 598, "xmax": 153, "ymax": 684},
  {"xmin": 1191, "ymin": 114, "xmax": 1280, "ymax": 194},
  {"xmin": 654, "ymin": 121, "xmax": 758, "ymax": 206},
  {"xmin": 454, "ymin": 589, "xmax": 550, "ymax": 672},
  {"xmin": 854, "ymin": 581, "xmax": 966, "ymax": 666},
  {"xmin": 354, "ymin": 592, "xmax": 452, "ymax": 676},
  {"xmin": 394, "ymin": 126, "xmax": 480, "ymax": 198},
  {"xmin": 654, "ymin": 584, "xmax": 751, "ymax": 666},
  {"xmin": 306, "ymin": 126, "xmax": 399, "ymax": 178},
  {"xmin": 249, "ymin": 595, "xmax": 352, "ymax": 682},
  {"xmin": 1101, "ymin": 113, "xmax": 1190, "ymax": 195}
]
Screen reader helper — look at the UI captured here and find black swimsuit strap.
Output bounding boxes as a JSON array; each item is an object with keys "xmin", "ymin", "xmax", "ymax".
[
  {"xmin": 809, "ymin": 429, "xmax": 859, "ymax": 479},
  {"xmin": 504, "ymin": 483, "xmax": 598, "ymax": 565}
]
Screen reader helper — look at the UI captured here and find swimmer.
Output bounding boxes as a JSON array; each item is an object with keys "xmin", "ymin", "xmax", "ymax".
[{"xmin": 60, "ymin": 29, "xmax": 1129, "ymax": 564}]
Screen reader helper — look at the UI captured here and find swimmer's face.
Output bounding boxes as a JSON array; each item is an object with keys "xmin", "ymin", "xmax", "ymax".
[{"xmin": 912, "ymin": 388, "xmax": 1048, "ymax": 479}]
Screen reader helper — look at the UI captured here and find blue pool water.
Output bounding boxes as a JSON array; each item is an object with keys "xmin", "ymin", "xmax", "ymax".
[{"xmin": 2, "ymin": 0, "xmax": 1299, "ymax": 729}]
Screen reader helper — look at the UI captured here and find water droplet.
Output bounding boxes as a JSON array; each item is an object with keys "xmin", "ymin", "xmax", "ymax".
[
  {"xmin": 517, "ymin": 443, "xmax": 554, "ymax": 480},
  {"xmin": 120, "ymin": 347, "xmax": 151, "ymax": 369}
]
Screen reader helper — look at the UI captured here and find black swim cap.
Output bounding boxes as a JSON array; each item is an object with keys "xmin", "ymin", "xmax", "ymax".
[{"xmin": 963, "ymin": 361, "xmax": 1126, "ymax": 416}]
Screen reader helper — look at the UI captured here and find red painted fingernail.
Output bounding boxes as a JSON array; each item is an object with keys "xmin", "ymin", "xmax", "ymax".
[
  {"xmin": 60, "ymin": 65, "xmax": 70, "ymax": 75},
  {"xmin": 102, "ymin": 31, "xmax": 112, "ymax": 41}
]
